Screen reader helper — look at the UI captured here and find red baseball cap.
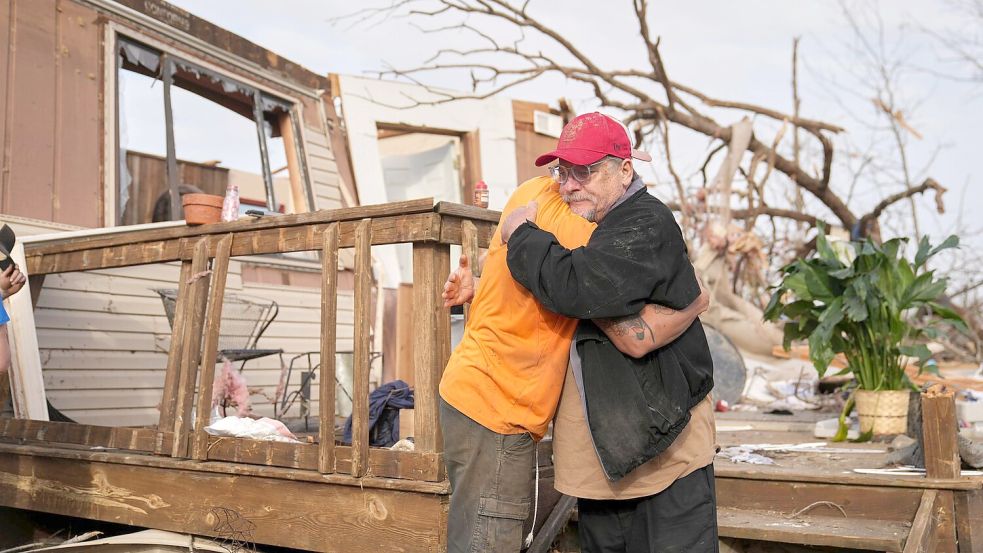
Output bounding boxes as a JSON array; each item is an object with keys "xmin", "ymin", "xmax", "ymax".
[{"xmin": 535, "ymin": 112, "xmax": 653, "ymax": 167}]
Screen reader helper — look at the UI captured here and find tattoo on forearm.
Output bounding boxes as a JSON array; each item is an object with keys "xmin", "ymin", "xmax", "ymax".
[{"xmin": 598, "ymin": 315, "xmax": 656, "ymax": 343}]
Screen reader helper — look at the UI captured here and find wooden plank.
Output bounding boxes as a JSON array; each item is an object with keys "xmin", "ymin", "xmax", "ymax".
[
  {"xmin": 319, "ymin": 224, "xmax": 339, "ymax": 474},
  {"xmin": 713, "ymin": 462, "xmax": 982, "ymax": 491},
  {"xmin": 955, "ymin": 489, "xmax": 983, "ymax": 553},
  {"xmin": 0, "ymin": 441, "xmax": 446, "ymax": 493},
  {"xmin": 335, "ymin": 448, "xmax": 443, "ymax": 482},
  {"xmin": 715, "ymin": 476, "xmax": 924, "ymax": 522},
  {"xmin": 191, "ymin": 234, "xmax": 233, "ymax": 460},
  {"xmin": 171, "ymin": 239, "xmax": 211, "ymax": 457},
  {"xmin": 932, "ymin": 490, "xmax": 958, "ymax": 553},
  {"xmin": 27, "ymin": 213, "xmax": 442, "ymax": 275},
  {"xmin": 0, "ymin": 450, "xmax": 448, "ymax": 553},
  {"xmin": 350, "ymin": 219, "xmax": 371, "ymax": 478},
  {"xmin": 157, "ymin": 257, "xmax": 192, "ymax": 448},
  {"xmin": 434, "ymin": 201, "xmax": 501, "ymax": 223},
  {"xmin": 0, "ymin": 418, "xmax": 166, "ymax": 452},
  {"xmin": 461, "ymin": 220, "xmax": 478, "ymax": 323},
  {"xmin": 527, "ymin": 494, "xmax": 577, "ymax": 553},
  {"xmin": 922, "ymin": 386, "xmax": 961, "ymax": 480},
  {"xmin": 6, "ymin": 243, "xmax": 48, "ymax": 420},
  {"xmin": 717, "ymin": 507, "xmax": 908, "ymax": 552},
  {"xmin": 26, "ymin": 198, "xmax": 438, "ymax": 256},
  {"xmin": 278, "ymin": 112, "xmax": 309, "ymax": 213},
  {"xmin": 412, "ymin": 242, "xmax": 452, "ymax": 453},
  {"xmin": 439, "ymin": 215, "xmax": 497, "ymax": 248},
  {"xmin": 202, "ymin": 436, "xmax": 442, "ymax": 481},
  {"xmin": 903, "ymin": 489, "xmax": 938, "ymax": 553}
]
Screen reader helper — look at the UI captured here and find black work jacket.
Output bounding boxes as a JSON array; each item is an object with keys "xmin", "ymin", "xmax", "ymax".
[{"xmin": 506, "ymin": 188, "xmax": 714, "ymax": 480}]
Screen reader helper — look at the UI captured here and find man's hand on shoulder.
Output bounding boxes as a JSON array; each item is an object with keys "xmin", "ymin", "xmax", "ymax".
[
  {"xmin": 442, "ymin": 254, "xmax": 475, "ymax": 307},
  {"xmin": 500, "ymin": 200, "xmax": 538, "ymax": 244}
]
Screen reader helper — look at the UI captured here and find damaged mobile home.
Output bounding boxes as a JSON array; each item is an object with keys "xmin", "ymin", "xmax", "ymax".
[{"xmin": 1, "ymin": 1, "xmax": 982, "ymax": 552}]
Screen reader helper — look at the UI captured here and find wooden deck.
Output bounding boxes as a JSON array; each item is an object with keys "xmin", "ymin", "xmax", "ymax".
[
  {"xmin": 713, "ymin": 413, "xmax": 983, "ymax": 552},
  {"xmin": 0, "ymin": 199, "xmax": 497, "ymax": 552}
]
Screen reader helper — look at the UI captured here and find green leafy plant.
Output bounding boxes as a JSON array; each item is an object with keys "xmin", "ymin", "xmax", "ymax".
[{"xmin": 764, "ymin": 225, "xmax": 965, "ymax": 392}]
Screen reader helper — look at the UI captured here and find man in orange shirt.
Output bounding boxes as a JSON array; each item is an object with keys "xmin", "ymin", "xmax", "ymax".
[{"xmin": 438, "ymin": 115, "xmax": 709, "ymax": 552}]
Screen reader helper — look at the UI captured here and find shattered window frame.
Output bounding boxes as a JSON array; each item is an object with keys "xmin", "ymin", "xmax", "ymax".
[{"xmin": 113, "ymin": 35, "xmax": 312, "ymax": 226}]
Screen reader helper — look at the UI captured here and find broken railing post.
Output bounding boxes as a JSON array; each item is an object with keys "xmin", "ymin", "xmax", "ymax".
[{"xmin": 921, "ymin": 384, "xmax": 961, "ymax": 480}]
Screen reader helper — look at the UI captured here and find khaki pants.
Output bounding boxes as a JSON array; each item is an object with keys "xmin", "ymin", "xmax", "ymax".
[{"xmin": 439, "ymin": 398, "xmax": 534, "ymax": 553}]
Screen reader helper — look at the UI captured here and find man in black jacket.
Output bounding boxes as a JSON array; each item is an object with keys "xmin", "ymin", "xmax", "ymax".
[{"xmin": 501, "ymin": 112, "xmax": 718, "ymax": 552}]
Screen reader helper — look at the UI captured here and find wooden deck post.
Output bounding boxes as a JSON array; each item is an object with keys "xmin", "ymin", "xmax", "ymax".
[
  {"xmin": 171, "ymin": 239, "xmax": 212, "ymax": 457},
  {"xmin": 922, "ymin": 385, "xmax": 961, "ymax": 480},
  {"xmin": 461, "ymin": 220, "xmax": 478, "ymax": 324},
  {"xmin": 191, "ymin": 234, "xmax": 233, "ymax": 460},
  {"xmin": 412, "ymin": 240, "xmax": 451, "ymax": 454},
  {"xmin": 319, "ymin": 224, "xmax": 339, "ymax": 474},
  {"xmin": 351, "ymin": 219, "xmax": 372, "ymax": 477}
]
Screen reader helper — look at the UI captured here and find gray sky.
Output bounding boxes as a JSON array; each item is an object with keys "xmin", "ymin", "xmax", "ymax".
[{"xmin": 165, "ymin": 0, "xmax": 981, "ymax": 255}]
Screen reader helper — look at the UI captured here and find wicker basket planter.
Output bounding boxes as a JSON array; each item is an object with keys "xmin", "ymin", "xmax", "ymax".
[{"xmin": 854, "ymin": 389, "xmax": 910, "ymax": 435}]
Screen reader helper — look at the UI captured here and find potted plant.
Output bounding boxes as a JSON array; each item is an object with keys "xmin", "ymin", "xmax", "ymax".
[{"xmin": 763, "ymin": 225, "xmax": 965, "ymax": 438}]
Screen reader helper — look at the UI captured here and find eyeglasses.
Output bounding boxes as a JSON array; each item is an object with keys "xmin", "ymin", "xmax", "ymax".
[{"xmin": 549, "ymin": 159, "xmax": 609, "ymax": 186}]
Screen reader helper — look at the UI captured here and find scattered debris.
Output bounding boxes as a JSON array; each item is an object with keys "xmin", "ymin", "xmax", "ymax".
[
  {"xmin": 204, "ymin": 416, "xmax": 300, "ymax": 443},
  {"xmin": 716, "ymin": 446, "xmax": 776, "ymax": 465}
]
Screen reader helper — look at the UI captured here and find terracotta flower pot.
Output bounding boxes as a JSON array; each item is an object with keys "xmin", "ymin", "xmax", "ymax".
[
  {"xmin": 855, "ymin": 389, "xmax": 910, "ymax": 435},
  {"xmin": 182, "ymin": 193, "xmax": 224, "ymax": 225}
]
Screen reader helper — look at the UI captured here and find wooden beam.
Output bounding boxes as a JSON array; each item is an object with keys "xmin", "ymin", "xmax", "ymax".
[
  {"xmin": 278, "ymin": 112, "xmax": 309, "ymax": 213},
  {"xmin": 412, "ymin": 242, "xmax": 451, "ymax": 453},
  {"xmin": 954, "ymin": 489, "xmax": 983, "ymax": 553},
  {"xmin": 27, "ymin": 213, "xmax": 442, "ymax": 275},
  {"xmin": 26, "ymin": 198, "xmax": 438, "ymax": 256},
  {"xmin": 438, "ymin": 216, "xmax": 496, "ymax": 249},
  {"xmin": 157, "ymin": 256, "xmax": 192, "ymax": 450},
  {"xmin": 0, "ymin": 449, "xmax": 448, "ymax": 553},
  {"xmin": 171, "ymin": 239, "xmax": 211, "ymax": 457},
  {"xmin": 931, "ymin": 490, "xmax": 958, "ymax": 553},
  {"xmin": 351, "ymin": 219, "xmax": 372, "ymax": 478},
  {"xmin": 0, "ymin": 418, "xmax": 172, "ymax": 452},
  {"xmin": 527, "ymin": 495, "xmax": 577, "ymax": 553},
  {"xmin": 922, "ymin": 386, "xmax": 961, "ymax": 480},
  {"xmin": 191, "ymin": 234, "xmax": 233, "ymax": 460},
  {"xmin": 713, "ymin": 462, "xmax": 981, "ymax": 491},
  {"xmin": 461, "ymin": 219, "xmax": 478, "ymax": 323},
  {"xmin": 5, "ymin": 243, "xmax": 48, "ymax": 420},
  {"xmin": 715, "ymin": 476, "xmax": 924, "ymax": 522},
  {"xmin": 717, "ymin": 507, "xmax": 908, "ymax": 552},
  {"xmin": 201, "ymin": 436, "xmax": 443, "ymax": 482},
  {"xmin": 319, "ymin": 224, "xmax": 339, "ymax": 474},
  {"xmin": 903, "ymin": 489, "xmax": 938, "ymax": 553}
]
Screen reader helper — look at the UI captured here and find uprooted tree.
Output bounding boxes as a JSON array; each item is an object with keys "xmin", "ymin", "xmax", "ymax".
[{"xmin": 338, "ymin": 0, "xmax": 979, "ymax": 357}]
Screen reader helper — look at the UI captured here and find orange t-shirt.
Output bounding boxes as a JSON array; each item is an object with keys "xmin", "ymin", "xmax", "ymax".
[{"xmin": 439, "ymin": 176, "xmax": 594, "ymax": 440}]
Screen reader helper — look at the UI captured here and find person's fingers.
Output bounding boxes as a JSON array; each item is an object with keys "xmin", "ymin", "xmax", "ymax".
[{"xmin": 1, "ymin": 266, "xmax": 11, "ymax": 277}]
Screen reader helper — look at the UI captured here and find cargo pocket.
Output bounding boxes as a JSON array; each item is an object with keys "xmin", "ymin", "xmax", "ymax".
[{"xmin": 469, "ymin": 495, "xmax": 530, "ymax": 553}]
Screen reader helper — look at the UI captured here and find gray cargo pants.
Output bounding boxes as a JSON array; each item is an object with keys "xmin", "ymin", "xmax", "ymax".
[{"xmin": 440, "ymin": 398, "xmax": 535, "ymax": 553}]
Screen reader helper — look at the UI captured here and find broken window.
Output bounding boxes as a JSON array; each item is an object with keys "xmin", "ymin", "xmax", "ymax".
[{"xmin": 116, "ymin": 37, "xmax": 304, "ymax": 225}]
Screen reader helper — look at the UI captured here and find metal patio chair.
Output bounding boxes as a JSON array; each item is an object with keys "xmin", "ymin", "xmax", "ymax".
[{"xmin": 155, "ymin": 288, "xmax": 283, "ymax": 369}]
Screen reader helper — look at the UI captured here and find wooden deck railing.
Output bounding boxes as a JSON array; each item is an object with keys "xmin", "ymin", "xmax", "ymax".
[{"xmin": 6, "ymin": 198, "xmax": 498, "ymax": 484}]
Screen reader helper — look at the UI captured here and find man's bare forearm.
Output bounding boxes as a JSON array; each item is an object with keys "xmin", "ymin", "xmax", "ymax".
[{"xmin": 596, "ymin": 296, "xmax": 705, "ymax": 358}]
